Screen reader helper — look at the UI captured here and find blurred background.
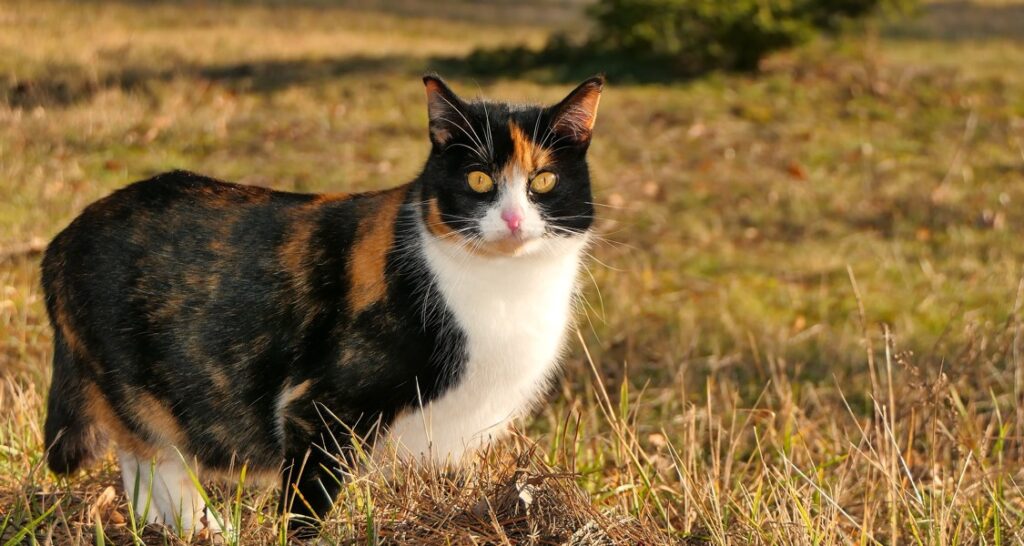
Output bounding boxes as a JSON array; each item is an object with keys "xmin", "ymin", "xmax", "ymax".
[{"xmin": 3, "ymin": 0, "xmax": 1024, "ymax": 543}]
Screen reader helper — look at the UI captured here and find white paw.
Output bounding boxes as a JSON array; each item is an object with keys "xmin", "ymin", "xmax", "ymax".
[
  {"xmin": 118, "ymin": 447, "xmax": 233, "ymax": 540},
  {"xmin": 192, "ymin": 510, "xmax": 236, "ymax": 543}
]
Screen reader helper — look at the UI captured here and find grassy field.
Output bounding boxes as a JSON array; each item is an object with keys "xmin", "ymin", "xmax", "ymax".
[{"xmin": 3, "ymin": 0, "xmax": 1024, "ymax": 543}]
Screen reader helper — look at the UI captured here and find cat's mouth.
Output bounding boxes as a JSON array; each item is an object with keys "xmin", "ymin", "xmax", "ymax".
[
  {"xmin": 429, "ymin": 224, "xmax": 550, "ymax": 257},
  {"xmin": 479, "ymin": 234, "xmax": 533, "ymax": 256},
  {"xmin": 468, "ymin": 228, "xmax": 550, "ymax": 257}
]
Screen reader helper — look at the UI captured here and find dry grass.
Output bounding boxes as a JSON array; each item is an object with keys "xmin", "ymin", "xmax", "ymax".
[{"xmin": 3, "ymin": 0, "xmax": 1024, "ymax": 544}]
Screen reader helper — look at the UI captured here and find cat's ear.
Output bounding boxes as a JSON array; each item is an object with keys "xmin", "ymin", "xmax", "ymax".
[
  {"xmin": 548, "ymin": 75, "xmax": 604, "ymax": 144},
  {"xmin": 423, "ymin": 74, "xmax": 468, "ymax": 146}
]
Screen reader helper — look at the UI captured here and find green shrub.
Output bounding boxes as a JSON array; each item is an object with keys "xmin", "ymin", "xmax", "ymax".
[
  {"xmin": 452, "ymin": 0, "xmax": 916, "ymax": 82},
  {"xmin": 586, "ymin": 0, "xmax": 916, "ymax": 73}
]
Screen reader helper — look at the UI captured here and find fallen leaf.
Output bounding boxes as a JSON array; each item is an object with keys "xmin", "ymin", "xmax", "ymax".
[
  {"xmin": 786, "ymin": 161, "xmax": 808, "ymax": 180},
  {"xmin": 89, "ymin": 486, "xmax": 117, "ymax": 520}
]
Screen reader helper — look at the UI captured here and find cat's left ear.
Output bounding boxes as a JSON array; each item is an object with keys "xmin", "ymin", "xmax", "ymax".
[{"xmin": 548, "ymin": 74, "xmax": 605, "ymax": 144}]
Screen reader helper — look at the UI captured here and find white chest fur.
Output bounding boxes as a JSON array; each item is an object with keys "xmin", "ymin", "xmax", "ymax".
[{"xmin": 384, "ymin": 234, "xmax": 586, "ymax": 464}]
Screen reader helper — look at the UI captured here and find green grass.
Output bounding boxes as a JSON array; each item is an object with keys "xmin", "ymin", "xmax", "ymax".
[{"xmin": 3, "ymin": 0, "xmax": 1024, "ymax": 543}]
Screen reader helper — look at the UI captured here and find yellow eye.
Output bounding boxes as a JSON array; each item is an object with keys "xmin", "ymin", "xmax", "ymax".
[
  {"xmin": 467, "ymin": 171, "xmax": 494, "ymax": 193},
  {"xmin": 530, "ymin": 172, "xmax": 557, "ymax": 194}
]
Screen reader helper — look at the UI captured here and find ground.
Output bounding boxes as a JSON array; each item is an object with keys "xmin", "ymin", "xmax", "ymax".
[{"xmin": 3, "ymin": 0, "xmax": 1024, "ymax": 544}]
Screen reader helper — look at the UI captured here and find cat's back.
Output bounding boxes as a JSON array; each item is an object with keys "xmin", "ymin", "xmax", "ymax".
[
  {"xmin": 47, "ymin": 170, "xmax": 301, "ymax": 255},
  {"xmin": 43, "ymin": 170, "xmax": 312, "ymax": 296}
]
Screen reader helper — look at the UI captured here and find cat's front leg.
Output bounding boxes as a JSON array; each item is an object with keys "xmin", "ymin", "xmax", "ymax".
[
  {"xmin": 118, "ymin": 448, "xmax": 229, "ymax": 538},
  {"xmin": 279, "ymin": 439, "xmax": 346, "ymax": 538}
]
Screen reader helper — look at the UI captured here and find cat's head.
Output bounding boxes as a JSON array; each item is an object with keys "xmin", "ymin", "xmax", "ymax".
[{"xmin": 417, "ymin": 75, "xmax": 603, "ymax": 257}]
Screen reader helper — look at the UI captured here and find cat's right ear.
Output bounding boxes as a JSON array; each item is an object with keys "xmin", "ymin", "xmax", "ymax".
[{"xmin": 423, "ymin": 74, "xmax": 468, "ymax": 146}]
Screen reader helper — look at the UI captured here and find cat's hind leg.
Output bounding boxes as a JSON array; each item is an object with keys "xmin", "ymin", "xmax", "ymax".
[
  {"xmin": 43, "ymin": 330, "xmax": 106, "ymax": 474},
  {"xmin": 118, "ymin": 447, "xmax": 226, "ymax": 537}
]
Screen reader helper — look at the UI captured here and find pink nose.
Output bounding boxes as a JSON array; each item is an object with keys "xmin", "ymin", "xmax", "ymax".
[{"xmin": 501, "ymin": 208, "xmax": 523, "ymax": 232}]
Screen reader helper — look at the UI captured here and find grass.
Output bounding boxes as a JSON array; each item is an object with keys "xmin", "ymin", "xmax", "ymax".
[{"xmin": 2, "ymin": 0, "xmax": 1024, "ymax": 543}]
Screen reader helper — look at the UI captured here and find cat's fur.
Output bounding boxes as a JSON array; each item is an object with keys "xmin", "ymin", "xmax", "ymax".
[{"xmin": 41, "ymin": 74, "xmax": 602, "ymax": 536}]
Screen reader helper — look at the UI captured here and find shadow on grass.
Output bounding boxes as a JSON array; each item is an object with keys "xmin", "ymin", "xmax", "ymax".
[
  {"xmin": 431, "ymin": 42, "xmax": 694, "ymax": 85},
  {"xmin": 2, "ymin": 54, "xmax": 425, "ymax": 109},
  {"xmin": 3, "ymin": 45, "xmax": 687, "ymax": 111},
  {"xmin": 97, "ymin": 0, "xmax": 587, "ymax": 27}
]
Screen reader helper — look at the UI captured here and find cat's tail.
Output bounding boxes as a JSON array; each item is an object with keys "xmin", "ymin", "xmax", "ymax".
[{"xmin": 44, "ymin": 330, "xmax": 105, "ymax": 475}]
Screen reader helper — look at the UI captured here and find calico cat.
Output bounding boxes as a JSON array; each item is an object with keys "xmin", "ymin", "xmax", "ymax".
[{"xmin": 41, "ymin": 74, "xmax": 602, "ymax": 536}]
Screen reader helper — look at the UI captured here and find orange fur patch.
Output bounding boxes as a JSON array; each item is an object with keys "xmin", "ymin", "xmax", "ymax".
[
  {"xmin": 424, "ymin": 198, "xmax": 465, "ymax": 241},
  {"xmin": 51, "ymin": 285, "xmax": 79, "ymax": 354},
  {"xmin": 281, "ymin": 217, "xmax": 315, "ymax": 287},
  {"xmin": 347, "ymin": 187, "xmax": 409, "ymax": 314},
  {"xmin": 312, "ymin": 192, "xmax": 351, "ymax": 204},
  {"xmin": 280, "ymin": 213, "xmax": 323, "ymax": 330},
  {"xmin": 282, "ymin": 379, "xmax": 312, "ymax": 404},
  {"xmin": 504, "ymin": 122, "xmax": 552, "ymax": 180},
  {"xmin": 133, "ymin": 391, "xmax": 188, "ymax": 447},
  {"xmin": 83, "ymin": 382, "xmax": 156, "ymax": 458}
]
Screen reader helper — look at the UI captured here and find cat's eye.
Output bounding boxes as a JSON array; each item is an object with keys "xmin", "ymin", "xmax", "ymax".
[
  {"xmin": 530, "ymin": 172, "xmax": 557, "ymax": 194},
  {"xmin": 467, "ymin": 171, "xmax": 494, "ymax": 193}
]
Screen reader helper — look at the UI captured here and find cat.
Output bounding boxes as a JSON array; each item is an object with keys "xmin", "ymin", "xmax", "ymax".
[{"xmin": 41, "ymin": 73, "xmax": 603, "ymax": 537}]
